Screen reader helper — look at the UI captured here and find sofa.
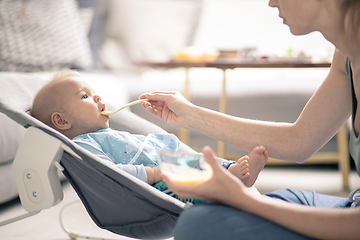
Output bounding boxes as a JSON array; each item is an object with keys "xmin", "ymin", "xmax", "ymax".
[{"xmin": 0, "ymin": 0, "xmax": 340, "ymax": 204}]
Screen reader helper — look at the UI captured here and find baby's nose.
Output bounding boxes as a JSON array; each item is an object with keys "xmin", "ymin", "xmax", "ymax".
[{"xmin": 94, "ymin": 95, "xmax": 102, "ymax": 102}]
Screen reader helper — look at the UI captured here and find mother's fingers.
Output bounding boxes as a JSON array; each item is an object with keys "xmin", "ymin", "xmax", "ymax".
[
  {"xmin": 148, "ymin": 91, "xmax": 178, "ymax": 95},
  {"xmin": 142, "ymin": 100, "xmax": 165, "ymax": 109},
  {"xmin": 202, "ymin": 146, "xmax": 228, "ymax": 176},
  {"xmin": 141, "ymin": 97, "xmax": 166, "ymax": 117},
  {"xmin": 202, "ymin": 146, "xmax": 220, "ymax": 168},
  {"xmin": 143, "ymin": 91, "xmax": 179, "ymax": 102}
]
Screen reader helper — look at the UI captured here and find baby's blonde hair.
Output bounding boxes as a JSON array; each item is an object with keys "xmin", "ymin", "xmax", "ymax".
[
  {"xmin": 31, "ymin": 70, "xmax": 80, "ymax": 127},
  {"xmin": 51, "ymin": 69, "xmax": 80, "ymax": 83}
]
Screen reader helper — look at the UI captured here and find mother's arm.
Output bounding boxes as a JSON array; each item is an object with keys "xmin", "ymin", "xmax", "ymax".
[{"xmin": 142, "ymin": 50, "xmax": 351, "ymax": 163}]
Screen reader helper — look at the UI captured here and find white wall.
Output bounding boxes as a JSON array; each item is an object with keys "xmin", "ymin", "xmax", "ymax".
[{"xmin": 193, "ymin": 0, "xmax": 335, "ymax": 62}]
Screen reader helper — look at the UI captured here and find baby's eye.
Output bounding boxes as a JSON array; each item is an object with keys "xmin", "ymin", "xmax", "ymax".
[{"xmin": 82, "ymin": 94, "xmax": 88, "ymax": 99}]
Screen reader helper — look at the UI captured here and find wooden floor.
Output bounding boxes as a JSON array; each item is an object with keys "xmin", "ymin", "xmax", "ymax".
[{"xmin": 0, "ymin": 167, "xmax": 359, "ymax": 240}]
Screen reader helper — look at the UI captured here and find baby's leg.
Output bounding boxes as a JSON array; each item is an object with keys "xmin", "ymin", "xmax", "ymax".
[{"xmin": 228, "ymin": 146, "xmax": 268, "ymax": 187}]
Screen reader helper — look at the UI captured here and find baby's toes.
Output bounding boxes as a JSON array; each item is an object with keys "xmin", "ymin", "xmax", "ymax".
[
  {"xmin": 238, "ymin": 159, "xmax": 249, "ymax": 168},
  {"xmin": 237, "ymin": 155, "xmax": 249, "ymax": 163}
]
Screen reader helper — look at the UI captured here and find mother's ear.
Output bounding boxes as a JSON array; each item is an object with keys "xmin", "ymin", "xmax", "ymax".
[{"xmin": 51, "ymin": 112, "xmax": 71, "ymax": 130}]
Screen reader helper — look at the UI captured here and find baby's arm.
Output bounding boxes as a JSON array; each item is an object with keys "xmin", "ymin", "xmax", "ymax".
[{"xmin": 145, "ymin": 166, "xmax": 162, "ymax": 185}]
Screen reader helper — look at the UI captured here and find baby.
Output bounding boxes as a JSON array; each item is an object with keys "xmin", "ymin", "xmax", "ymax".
[{"xmin": 31, "ymin": 70, "xmax": 268, "ymax": 203}]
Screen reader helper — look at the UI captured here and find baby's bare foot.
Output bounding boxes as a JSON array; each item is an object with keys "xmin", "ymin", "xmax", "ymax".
[
  {"xmin": 244, "ymin": 146, "xmax": 268, "ymax": 187},
  {"xmin": 228, "ymin": 146, "xmax": 268, "ymax": 187},
  {"xmin": 228, "ymin": 155, "xmax": 251, "ymax": 183}
]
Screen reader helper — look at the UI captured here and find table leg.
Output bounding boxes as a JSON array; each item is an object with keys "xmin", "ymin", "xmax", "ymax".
[
  {"xmin": 217, "ymin": 69, "xmax": 227, "ymax": 158},
  {"xmin": 178, "ymin": 68, "xmax": 190, "ymax": 145}
]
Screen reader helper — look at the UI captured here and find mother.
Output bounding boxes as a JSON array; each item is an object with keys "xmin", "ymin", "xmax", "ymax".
[{"xmin": 141, "ymin": 0, "xmax": 360, "ymax": 239}]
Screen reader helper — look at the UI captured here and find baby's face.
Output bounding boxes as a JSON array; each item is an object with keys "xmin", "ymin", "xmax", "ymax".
[{"xmin": 60, "ymin": 77, "xmax": 109, "ymax": 136}]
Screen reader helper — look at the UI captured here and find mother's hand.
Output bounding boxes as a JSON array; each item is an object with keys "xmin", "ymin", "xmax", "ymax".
[
  {"xmin": 162, "ymin": 146, "xmax": 250, "ymax": 207},
  {"xmin": 140, "ymin": 91, "xmax": 194, "ymax": 127}
]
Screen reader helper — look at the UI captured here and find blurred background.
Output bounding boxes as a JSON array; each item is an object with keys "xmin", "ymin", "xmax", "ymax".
[{"xmin": 0, "ymin": 1, "xmax": 358, "ymax": 239}]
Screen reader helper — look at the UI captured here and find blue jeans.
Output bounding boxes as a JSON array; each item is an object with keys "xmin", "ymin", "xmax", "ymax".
[{"xmin": 173, "ymin": 189, "xmax": 352, "ymax": 240}]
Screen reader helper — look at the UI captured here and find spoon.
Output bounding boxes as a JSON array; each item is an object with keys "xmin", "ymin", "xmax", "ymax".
[{"xmin": 101, "ymin": 99, "xmax": 149, "ymax": 116}]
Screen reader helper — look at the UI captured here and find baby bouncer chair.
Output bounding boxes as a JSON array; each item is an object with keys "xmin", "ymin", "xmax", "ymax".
[{"xmin": 0, "ymin": 73, "xmax": 196, "ymax": 239}]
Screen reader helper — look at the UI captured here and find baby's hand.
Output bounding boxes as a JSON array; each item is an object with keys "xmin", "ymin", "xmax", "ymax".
[{"xmin": 145, "ymin": 166, "xmax": 162, "ymax": 185}]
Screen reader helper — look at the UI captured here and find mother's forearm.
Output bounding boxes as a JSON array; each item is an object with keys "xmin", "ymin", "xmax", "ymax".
[{"xmin": 186, "ymin": 106, "xmax": 314, "ymax": 162}]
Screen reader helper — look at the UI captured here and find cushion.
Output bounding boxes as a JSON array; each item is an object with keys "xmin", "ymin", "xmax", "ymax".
[
  {"xmin": 77, "ymin": 0, "xmax": 105, "ymax": 69},
  {"xmin": 100, "ymin": 0, "xmax": 202, "ymax": 70},
  {"xmin": 0, "ymin": 0, "xmax": 92, "ymax": 72}
]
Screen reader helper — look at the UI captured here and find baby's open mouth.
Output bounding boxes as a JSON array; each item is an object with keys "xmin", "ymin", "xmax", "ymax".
[{"xmin": 100, "ymin": 105, "xmax": 110, "ymax": 117}]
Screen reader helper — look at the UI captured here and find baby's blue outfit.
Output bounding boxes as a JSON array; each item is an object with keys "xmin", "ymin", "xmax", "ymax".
[
  {"xmin": 73, "ymin": 128, "xmax": 234, "ymax": 182},
  {"xmin": 72, "ymin": 128, "xmax": 180, "ymax": 183},
  {"xmin": 73, "ymin": 128, "xmax": 234, "ymax": 204}
]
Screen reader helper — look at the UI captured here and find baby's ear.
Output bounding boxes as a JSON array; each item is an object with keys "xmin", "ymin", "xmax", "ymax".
[{"xmin": 51, "ymin": 112, "xmax": 71, "ymax": 130}]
